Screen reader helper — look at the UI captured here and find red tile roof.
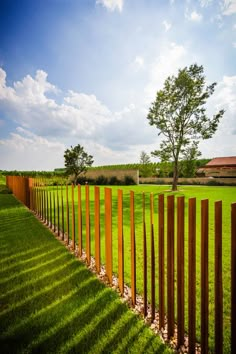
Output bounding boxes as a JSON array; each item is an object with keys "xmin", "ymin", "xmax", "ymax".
[{"xmin": 206, "ymin": 156, "xmax": 236, "ymax": 166}]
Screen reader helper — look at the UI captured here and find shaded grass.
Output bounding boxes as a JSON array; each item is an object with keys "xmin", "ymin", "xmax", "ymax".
[
  {"xmin": 45, "ymin": 184, "xmax": 235, "ymax": 353},
  {"xmin": 0, "ymin": 194, "xmax": 172, "ymax": 354}
]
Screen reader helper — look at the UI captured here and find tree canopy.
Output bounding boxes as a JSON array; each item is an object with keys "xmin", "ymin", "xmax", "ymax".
[
  {"xmin": 64, "ymin": 144, "xmax": 94, "ymax": 183},
  {"xmin": 147, "ymin": 63, "xmax": 225, "ymax": 190}
]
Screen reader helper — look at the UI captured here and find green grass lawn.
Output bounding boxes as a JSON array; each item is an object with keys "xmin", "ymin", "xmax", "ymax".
[
  {"xmin": 42, "ymin": 183, "xmax": 236, "ymax": 353},
  {"xmin": 0, "ymin": 193, "xmax": 173, "ymax": 354}
]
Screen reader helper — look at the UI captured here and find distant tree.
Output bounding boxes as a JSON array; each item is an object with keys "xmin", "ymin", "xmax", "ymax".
[
  {"xmin": 180, "ymin": 141, "xmax": 202, "ymax": 177},
  {"xmin": 147, "ymin": 64, "xmax": 225, "ymax": 191},
  {"xmin": 64, "ymin": 144, "xmax": 94, "ymax": 183},
  {"xmin": 140, "ymin": 151, "xmax": 151, "ymax": 165},
  {"xmin": 139, "ymin": 151, "xmax": 153, "ymax": 177}
]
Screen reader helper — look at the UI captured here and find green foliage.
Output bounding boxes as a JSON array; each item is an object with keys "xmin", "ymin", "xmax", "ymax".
[
  {"xmin": 147, "ymin": 63, "xmax": 225, "ymax": 190},
  {"xmin": 64, "ymin": 144, "xmax": 94, "ymax": 183},
  {"xmin": 124, "ymin": 175, "xmax": 136, "ymax": 185},
  {"xmin": 76, "ymin": 175, "xmax": 136, "ymax": 186},
  {"xmin": 0, "ymin": 185, "xmax": 12, "ymax": 194},
  {"xmin": 0, "ymin": 170, "xmax": 65, "ymax": 177},
  {"xmin": 139, "ymin": 151, "xmax": 151, "ymax": 164},
  {"xmin": 139, "ymin": 151, "xmax": 153, "ymax": 177},
  {"xmin": 94, "ymin": 175, "xmax": 108, "ymax": 185}
]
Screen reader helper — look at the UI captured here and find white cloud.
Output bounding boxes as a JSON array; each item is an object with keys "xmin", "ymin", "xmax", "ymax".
[
  {"xmin": 221, "ymin": 0, "xmax": 236, "ymax": 15},
  {"xmin": 0, "ymin": 128, "xmax": 65, "ymax": 170},
  {"xmin": 96, "ymin": 0, "xmax": 123, "ymax": 12},
  {"xmin": 0, "ymin": 68, "xmax": 115, "ymax": 139},
  {"xmin": 0, "ymin": 68, "xmax": 158, "ymax": 168},
  {"xmin": 199, "ymin": 75, "xmax": 236, "ymax": 157},
  {"xmin": 162, "ymin": 20, "xmax": 172, "ymax": 32},
  {"xmin": 199, "ymin": 0, "xmax": 213, "ymax": 7},
  {"xmin": 233, "ymin": 42, "xmax": 236, "ymax": 47},
  {"xmin": 131, "ymin": 56, "xmax": 144, "ymax": 71},
  {"xmin": 185, "ymin": 10, "xmax": 203, "ymax": 22},
  {"xmin": 144, "ymin": 42, "xmax": 189, "ymax": 103}
]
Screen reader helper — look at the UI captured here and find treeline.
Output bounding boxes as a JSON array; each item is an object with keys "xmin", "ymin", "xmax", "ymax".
[
  {"xmin": 0, "ymin": 170, "xmax": 65, "ymax": 177},
  {"xmin": 89, "ymin": 158, "xmax": 210, "ymax": 178},
  {"xmin": 1, "ymin": 158, "xmax": 211, "ymax": 179}
]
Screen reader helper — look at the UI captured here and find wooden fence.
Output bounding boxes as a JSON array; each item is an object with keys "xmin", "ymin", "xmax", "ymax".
[{"xmin": 6, "ymin": 176, "xmax": 236, "ymax": 354}]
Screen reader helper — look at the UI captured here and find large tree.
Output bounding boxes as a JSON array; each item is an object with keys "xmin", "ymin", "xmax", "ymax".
[
  {"xmin": 64, "ymin": 144, "xmax": 94, "ymax": 183},
  {"xmin": 147, "ymin": 64, "xmax": 225, "ymax": 191}
]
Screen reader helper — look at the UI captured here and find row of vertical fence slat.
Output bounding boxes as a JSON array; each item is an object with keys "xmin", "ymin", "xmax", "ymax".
[{"xmin": 6, "ymin": 176, "xmax": 236, "ymax": 354}]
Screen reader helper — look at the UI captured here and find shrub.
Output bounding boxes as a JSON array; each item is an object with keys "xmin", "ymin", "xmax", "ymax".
[
  {"xmin": 206, "ymin": 179, "xmax": 223, "ymax": 186},
  {"xmin": 124, "ymin": 176, "xmax": 136, "ymax": 185},
  {"xmin": 95, "ymin": 175, "xmax": 108, "ymax": 185},
  {"xmin": 0, "ymin": 185, "xmax": 12, "ymax": 194},
  {"xmin": 109, "ymin": 176, "xmax": 121, "ymax": 185}
]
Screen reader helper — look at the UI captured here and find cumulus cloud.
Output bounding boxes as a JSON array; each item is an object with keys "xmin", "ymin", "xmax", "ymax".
[
  {"xmin": 0, "ymin": 128, "xmax": 65, "ymax": 170},
  {"xmin": 185, "ymin": 10, "xmax": 203, "ymax": 22},
  {"xmin": 199, "ymin": 75, "xmax": 236, "ymax": 156},
  {"xmin": 0, "ymin": 67, "xmax": 158, "ymax": 169},
  {"xmin": 162, "ymin": 20, "xmax": 172, "ymax": 32},
  {"xmin": 144, "ymin": 42, "xmax": 188, "ymax": 103},
  {"xmin": 131, "ymin": 56, "xmax": 144, "ymax": 71},
  {"xmin": 0, "ymin": 68, "xmax": 114, "ymax": 139},
  {"xmin": 199, "ymin": 0, "xmax": 213, "ymax": 7},
  {"xmin": 221, "ymin": 0, "xmax": 236, "ymax": 15},
  {"xmin": 96, "ymin": 0, "xmax": 123, "ymax": 12}
]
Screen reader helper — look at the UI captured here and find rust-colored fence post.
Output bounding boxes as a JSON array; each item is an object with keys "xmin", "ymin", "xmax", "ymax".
[
  {"xmin": 158, "ymin": 194, "xmax": 165, "ymax": 329},
  {"xmin": 177, "ymin": 196, "xmax": 185, "ymax": 348},
  {"xmin": 61, "ymin": 183, "xmax": 64, "ymax": 240},
  {"xmin": 95, "ymin": 186, "xmax": 101, "ymax": 273},
  {"xmin": 46, "ymin": 183, "xmax": 49, "ymax": 226},
  {"xmin": 188, "ymin": 197, "xmax": 196, "ymax": 354},
  {"xmin": 71, "ymin": 183, "xmax": 75, "ymax": 250},
  {"xmin": 150, "ymin": 193, "xmax": 155, "ymax": 321},
  {"xmin": 41, "ymin": 185, "xmax": 43, "ymax": 221},
  {"xmin": 43, "ymin": 188, "xmax": 46, "ymax": 223},
  {"xmin": 78, "ymin": 184, "xmax": 82, "ymax": 257},
  {"xmin": 201, "ymin": 199, "xmax": 209, "ymax": 354},
  {"xmin": 167, "ymin": 195, "xmax": 174, "ymax": 338},
  {"xmin": 118, "ymin": 189, "xmax": 124, "ymax": 294},
  {"xmin": 143, "ymin": 192, "xmax": 147, "ymax": 317},
  {"xmin": 66, "ymin": 184, "xmax": 69, "ymax": 245},
  {"xmin": 130, "ymin": 190, "xmax": 136, "ymax": 307},
  {"xmin": 215, "ymin": 200, "xmax": 223, "ymax": 354},
  {"xmin": 53, "ymin": 188, "xmax": 56, "ymax": 233},
  {"xmin": 39, "ymin": 183, "xmax": 42, "ymax": 218},
  {"xmin": 85, "ymin": 184, "xmax": 91, "ymax": 263},
  {"xmin": 49, "ymin": 191, "xmax": 52, "ymax": 228},
  {"xmin": 57, "ymin": 184, "xmax": 60, "ymax": 237},
  {"xmin": 231, "ymin": 202, "xmax": 236, "ymax": 354},
  {"xmin": 105, "ymin": 187, "xmax": 112, "ymax": 284}
]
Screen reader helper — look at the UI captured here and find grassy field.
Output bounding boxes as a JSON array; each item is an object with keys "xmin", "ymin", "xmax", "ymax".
[
  {"xmin": 0, "ymin": 193, "xmax": 173, "ymax": 354},
  {"xmin": 43, "ymin": 183, "xmax": 236, "ymax": 353}
]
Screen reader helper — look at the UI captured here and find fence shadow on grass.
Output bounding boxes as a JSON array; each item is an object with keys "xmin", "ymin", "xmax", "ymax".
[{"xmin": 0, "ymin": 194, "xmax": 171, "ymax": 354}]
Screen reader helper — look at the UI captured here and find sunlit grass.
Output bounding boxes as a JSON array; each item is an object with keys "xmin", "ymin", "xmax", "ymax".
[{"xmin": 0, "ymin": 194, "xmax": 172, "ymax": 354}]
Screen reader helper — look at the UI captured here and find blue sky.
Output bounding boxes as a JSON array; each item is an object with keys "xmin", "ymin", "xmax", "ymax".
[{"xmin": 0, "ymin": 0, "xmax": 236, "ymax": 170}]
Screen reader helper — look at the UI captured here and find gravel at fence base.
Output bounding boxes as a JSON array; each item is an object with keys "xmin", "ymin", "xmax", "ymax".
[{"xmin": 37, "ymin": 216, "xmax": 201, "ymax": 354}]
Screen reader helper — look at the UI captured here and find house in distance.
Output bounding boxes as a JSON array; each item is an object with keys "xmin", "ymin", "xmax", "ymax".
[{"xmin": 197, "ymin": 156, "xmax": 236, "ymax": 178}]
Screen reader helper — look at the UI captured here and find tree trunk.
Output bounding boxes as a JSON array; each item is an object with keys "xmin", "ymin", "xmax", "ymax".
[{"xmin": 172, "ymin": 160, "xmax": 178, "ymax": 191}]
